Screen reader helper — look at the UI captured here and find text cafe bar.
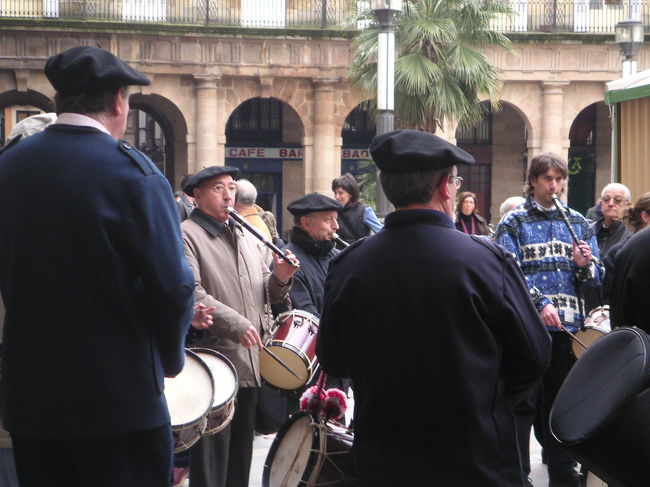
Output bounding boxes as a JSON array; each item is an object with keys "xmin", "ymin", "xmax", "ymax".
[{"xmin": 226, "ymin": 147, "xmax": 371, "ymax": 160}]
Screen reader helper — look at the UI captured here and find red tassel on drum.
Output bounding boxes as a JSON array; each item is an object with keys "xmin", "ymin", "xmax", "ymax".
[
  {"xmin": 300, "ymin": 372, "xmax": 327, "ymax": 414},
  {"xmin": 299, "ymin": 372, "xmax": 348, "ymax": 421},
  {"xmin": 322, "ymin": 388, "xmax": 347, "ymax": 421}
]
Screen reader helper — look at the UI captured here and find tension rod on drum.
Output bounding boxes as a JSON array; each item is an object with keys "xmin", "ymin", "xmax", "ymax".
[{"xmin": 262, "ymin": 346, "xmax": 303, "ymax": 380}]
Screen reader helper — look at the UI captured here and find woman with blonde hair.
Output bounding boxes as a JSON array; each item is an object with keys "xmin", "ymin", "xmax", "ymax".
[{"xmin": 455, "ymin": 191, "xmax": 490, "ymax": 236}]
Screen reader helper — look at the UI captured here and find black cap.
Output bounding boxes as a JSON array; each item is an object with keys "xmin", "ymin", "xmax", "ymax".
[
  {"xmin": 287, "ymin": 193, "xmax": 343, "ymax": 217},
  {"xmin": 369, "ymin": 129, "xmax": 475, "ymax": 173},
  {"xmin": 183, "ymin": 166, "xmax": 241, "ymax": 195},
  {"xmin": 45, "ymin": 46, "xmax": 150, "ymax": 95}
]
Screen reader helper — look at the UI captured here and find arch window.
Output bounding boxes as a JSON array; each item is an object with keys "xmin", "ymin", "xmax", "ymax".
[{"xmin": 226, "ymin": 98, "xmax": 283, "ymax": 144}]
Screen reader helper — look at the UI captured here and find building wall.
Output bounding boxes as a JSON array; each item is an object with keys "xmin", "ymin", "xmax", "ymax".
[{"xmin": 0, "ymin": 27, "xmax": 637, "ymax": 231}]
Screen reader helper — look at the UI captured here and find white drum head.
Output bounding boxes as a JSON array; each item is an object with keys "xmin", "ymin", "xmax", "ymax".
[
  {"xmin": 164, "ymin": 351, "xmax": 213, "ymax": 426},
  {"xmin": 260, "ymin": 346, "xmax": 310, "ymax": 391},
  {"xmin": 268, "ymin": 415, "xmax": 314, "ymax": 487},
  {"xmin": 194, "ymin": 350, "xmax": 238, "ymax": 408}
]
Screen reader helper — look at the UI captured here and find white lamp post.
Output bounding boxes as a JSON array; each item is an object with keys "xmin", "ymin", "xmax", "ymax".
[
  {"xmin": 615, "ymin": 19, "xmax": 644, "ymax": 77},
  {"xmin": 371, "ymin": 0, "xmax": 402, "ymax": 216}
]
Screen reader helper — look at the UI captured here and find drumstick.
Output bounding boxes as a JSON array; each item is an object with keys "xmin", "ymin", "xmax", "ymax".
[
  {"xmin": 559, "ymin": 323, "xmax": 588, "ymax": 351},
  {"xmin": 262, "ymin": 346, "xmax": 303, "ymax": 380}
]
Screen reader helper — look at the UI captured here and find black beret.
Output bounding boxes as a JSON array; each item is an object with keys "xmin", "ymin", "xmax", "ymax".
[
  {"xmin": 45, "ymin": 46, "xmax": 150, "ymax": 95},
  {"xmin": 369, "ymin": 129, "xmax": 475, "ymax": 173},
  {"xmin": 287, "ymin": 193, "xmax": 343, "ymax": 217},
  {"xmin": 183, "ymin": 166, "xmax": 241, "ymax": 195}
]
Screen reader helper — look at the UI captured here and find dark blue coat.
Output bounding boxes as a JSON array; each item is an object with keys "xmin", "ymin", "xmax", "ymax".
[
  {"xmin": 0, "ymin": 124, "xmax": 195, "ymax": 438},
  {"xmin": 317, "ymin": 209, "xmax": 551, "ymax": 487}
]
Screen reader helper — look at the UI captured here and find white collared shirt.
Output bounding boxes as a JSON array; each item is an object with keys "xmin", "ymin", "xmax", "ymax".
[{"xmin": 56, "ymin": 113, "xmax": 111, "ymax": 136}]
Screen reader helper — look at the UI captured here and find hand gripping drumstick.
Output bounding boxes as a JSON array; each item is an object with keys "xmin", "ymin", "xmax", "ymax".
[{"xmin": 226, "ymin": 206, "xmax": 298, "ymax": 268}]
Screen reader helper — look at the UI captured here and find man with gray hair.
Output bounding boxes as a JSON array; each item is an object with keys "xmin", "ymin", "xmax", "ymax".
[
  {"xmin": 584, "ymin": 183, "xmax": 632, "ymax": 312},
  {"xmin": 234, "ymin": 178, "xmax": 273, "ymax": 242}
]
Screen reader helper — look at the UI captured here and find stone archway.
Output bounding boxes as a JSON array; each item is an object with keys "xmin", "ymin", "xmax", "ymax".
[
  {"xmin": 568, "ymin": 101, "xmax": 611, "ymax": 216},
  {"xmin": 0, "ymin": 89, "xmax": 54, "ymax": 145},
  {"xmin": 128, "ymin": 93, "xmax": 188, "ymax": 191},
  {"xmin": 224, "ymin": 96, "xmax": 305, "ymax": 235}
]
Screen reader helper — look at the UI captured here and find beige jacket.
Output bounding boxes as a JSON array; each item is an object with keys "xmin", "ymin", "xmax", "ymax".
[{"xmin": 182, "ymin": 210, "xmax": 290, "ymax": 387}]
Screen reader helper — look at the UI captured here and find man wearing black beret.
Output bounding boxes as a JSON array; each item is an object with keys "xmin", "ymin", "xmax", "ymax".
[
  {"xmin": 317, "ymin": 129, "xmax": 551, "ymax": 487},
  {"xmin": 0, "ymin": 46, "xmax": 205, "ymax": 486},
  {"xmin": 181, "ymin": 166, "xmax": 299, "ymax": 487}
]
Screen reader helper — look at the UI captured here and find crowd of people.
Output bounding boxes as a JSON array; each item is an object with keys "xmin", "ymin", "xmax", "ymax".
[{"xmin": 0, "ymin": 45, "xmax": 648, "ymax": 487}]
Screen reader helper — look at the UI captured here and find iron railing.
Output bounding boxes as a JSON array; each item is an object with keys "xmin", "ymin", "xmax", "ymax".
[{"xmin": 0, "ymin": 0, "xmax": 648, "ymax": 33}]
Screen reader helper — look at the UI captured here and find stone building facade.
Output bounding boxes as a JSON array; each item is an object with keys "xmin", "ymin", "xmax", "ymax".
[{"xmin": 0, "ymin": 12, "xmax": 646, "ymax": 232}]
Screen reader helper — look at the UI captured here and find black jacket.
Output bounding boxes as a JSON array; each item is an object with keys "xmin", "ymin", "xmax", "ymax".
[
  {"xmin": 610, "ymin": 227, "xmax": 650, "ymax": 333},
  {"xmin": 317, "ymin": 209, "xmax": 551, "ymax": 487},
  {"xmin": 283, "ymin": 227, "xmax": 338, "ymax": 318}
]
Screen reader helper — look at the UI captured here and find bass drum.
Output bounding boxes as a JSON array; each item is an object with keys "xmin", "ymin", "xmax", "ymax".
[
  {"xmin": 572, "ymin": 306, "xmax": 611, "ymax": 358},
  {"xmin": 164, "ymin": 349, "xmax": 214, "ymax": 453},
  {"xmin": 551, "ymin": 327, "xmax": 650, "ymax": 487},
  {"xmin": 263, "ymin": 411, "xmax": 355, "ymax": 487},
  {"xmin": 190, "ymin": 348, "xmax": 238, "ymax": 436}
]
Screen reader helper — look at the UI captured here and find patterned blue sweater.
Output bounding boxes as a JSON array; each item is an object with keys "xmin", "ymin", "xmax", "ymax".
[{"xmin": 495, "ymin": 197, "xmax": 603, "ymax": 333}]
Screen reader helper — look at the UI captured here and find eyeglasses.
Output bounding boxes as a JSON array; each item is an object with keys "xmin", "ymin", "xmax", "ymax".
[
  {"xmin": 209, "ymin": 184, "xmax": 238, "ymax": 194},
  {"xmin": 449, "ymin": 176, "xmax": 464, "ymax": 189},
  {"xmin": 601, "ymin": 195, "xmax": 626, "ymax": 205}
]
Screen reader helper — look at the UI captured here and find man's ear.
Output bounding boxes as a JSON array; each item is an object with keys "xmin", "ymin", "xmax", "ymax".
[
  {"xmin": 111, "ymin": 88, "xmax": 127, "ymax": 116},
  {"xmin": 437, "ymin": 174, "xmax": 452, "ymax": 201}
]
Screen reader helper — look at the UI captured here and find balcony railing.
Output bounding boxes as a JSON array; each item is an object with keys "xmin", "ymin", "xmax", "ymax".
[{"xmin": 0, "ymin": 0, "xmax": 647, "ymax": 33}]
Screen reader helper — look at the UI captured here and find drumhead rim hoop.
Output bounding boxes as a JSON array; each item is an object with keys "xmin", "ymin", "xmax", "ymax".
[{"xmin": 166, "ymin": 349, "xmax": 215, "ymax": 429}]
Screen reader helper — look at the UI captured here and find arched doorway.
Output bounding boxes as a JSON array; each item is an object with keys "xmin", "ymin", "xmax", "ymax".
[
  {"xmin": 225, "ymin": 97, "xmax": 304, "ymax": 235},
  {"xmin": 0, "ymin": 90, "xmax": 54, "ymax": 146},
  {"xmin": 568, "ymin": 102, "xmax": 610, "ymax": 216},
  {"xmin": 129, "ymin": 94, "xmax": 188, "ymax": 191},
  {"xmin": 341, "ymin": 102, "xmax": 375, "ymax": 175},
  {"xmin": 456, "ymin": 101, "xmax": 529, "ymax": 222}
]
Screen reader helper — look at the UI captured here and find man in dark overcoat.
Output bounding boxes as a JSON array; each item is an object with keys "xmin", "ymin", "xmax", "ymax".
[
  {"xmin": 283, "ymin": 192, "xmax": 342, "ymax": 318},
  {"xmin": 317, "ymin": 129, "xmax": 551, "ymax": 487},
  {"xmin": 0, "ymin": 46, "xmax": 196, "ymax": 486},
  {"xmin": 609, "ymin": 226, "xmax": 650, "ymax": 333}
]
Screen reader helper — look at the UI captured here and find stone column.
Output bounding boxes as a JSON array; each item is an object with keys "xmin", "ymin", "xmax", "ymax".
[
  {"xmin": 310, "ymin": 78, "xmax": 340, "ymax": 195},
  {"xmin": 193, "ymin": 74, "xmax": 221, "ymax": 170},
  {"xmin": 541, "ymin": 81, "xmax": 570, "ymax": 161}
]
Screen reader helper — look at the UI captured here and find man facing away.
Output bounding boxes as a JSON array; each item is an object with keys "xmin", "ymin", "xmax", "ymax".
[
  {"xmin": 318, "ymin": 129, "xmax": 551, "ymax": 487},
  {"xmin": 0, "ymin": 46, "xmax": 197, "ymax": 486},
  {"xmin": 495, "ymin": 153, "xmax": 603, "ymax": 487}
]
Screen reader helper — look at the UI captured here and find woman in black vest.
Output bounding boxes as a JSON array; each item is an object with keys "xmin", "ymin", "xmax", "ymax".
[
  {"xmin": 332, "ymin": 173, "xmax": 383, "ymax": 247},
  {"xmin": 455, "ymin": 191, "xmax": 491, "ymax": 236}
]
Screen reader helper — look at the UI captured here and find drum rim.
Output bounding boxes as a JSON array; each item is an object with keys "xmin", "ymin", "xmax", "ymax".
[
  {"xmin": 262, "ymin": 411, "xmax": 321, "ymax": 487},
  {"xmin": 165, "ymin": 349, "xmax": 215, "ymax": 429},
  {"xmin": 189, "ymin": 347, "xmax": 240, "ymax": 411},
  {"xmin": 275, "ymin": 309, "xmax": 320, "ymax": 324}
]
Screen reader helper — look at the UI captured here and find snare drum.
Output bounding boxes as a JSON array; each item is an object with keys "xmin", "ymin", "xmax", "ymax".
[
  {"xmin": 263, "ymin": 411, "xmax": 355, "ymax": 487},
  {"xmin": 260, "ymin": 310, "xmax": 320, "ymax": 391},
  {"xmin": 164, "ymin": 349, "xmax": 214, "ymax": 452},
  {"xmin": 190, "ymin": 348, "xmax": 238, "ymax": 436},
  {"xmin": 572, "ymin": 306, "xmax": 611, "ymax": 358}
]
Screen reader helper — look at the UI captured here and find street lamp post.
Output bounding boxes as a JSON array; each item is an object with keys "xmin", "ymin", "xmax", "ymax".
[
  {"xmin": 615, "ymin": 19, "xmax": 644, "ymax": 77},
  {"xmin": 371, "ymin": 0, "xmax": 402, "ymax": 217}
]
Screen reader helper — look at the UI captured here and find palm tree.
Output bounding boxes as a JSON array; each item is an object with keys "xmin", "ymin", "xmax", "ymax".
[{"xmin": 348, "ymin": 0, "xmax": 513, "ymax": 132}]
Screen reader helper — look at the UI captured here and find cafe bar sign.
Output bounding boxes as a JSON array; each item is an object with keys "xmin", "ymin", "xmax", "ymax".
[{"xmin": 226, "ymin": 147, "xmax": 371, "ymax": 160}]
